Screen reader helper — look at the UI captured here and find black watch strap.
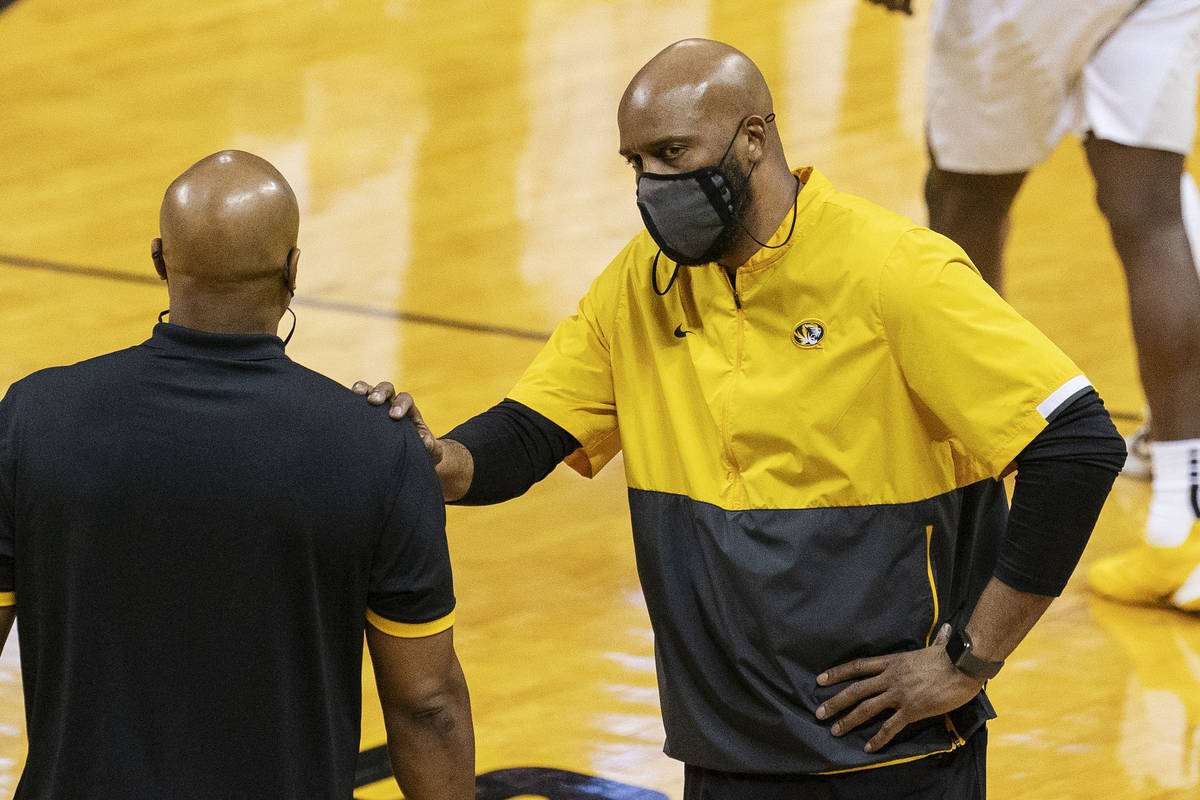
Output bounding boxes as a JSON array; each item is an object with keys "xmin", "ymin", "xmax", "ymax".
[{"xmin": 945, "ymin": 627, "xmax": 1004, "ymax": 681}]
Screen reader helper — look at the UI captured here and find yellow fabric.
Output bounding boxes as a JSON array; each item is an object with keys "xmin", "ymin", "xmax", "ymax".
[
  {"xmin": 817, "ymin": 744, "xmax": 961, "ymax": 775},
  {"xmin": 366, "ymin": 608, "xmax": 454, "ymax": 638},
  {"xmin": 509, "ymin": 167, "xmax": 1083, "ymax": 510},
  {"xmin": 924, "ymin": 526, "xmax": 939, "ymax": 647},
  {"xmin": 0, "ymin": 591, "xmax": 13, "ymax": 607}
]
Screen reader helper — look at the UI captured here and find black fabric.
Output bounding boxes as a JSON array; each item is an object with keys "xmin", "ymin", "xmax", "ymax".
[
  {"xmin": 0, "ymin": 322, "xmax": 455, "ymax": 800},
  {"xmin": 682, "ymin": 727, "xmax": 987, "ymax": 800},
  {"xmin": 1190, "ymin": 449, "xmax": 1200, "ymax": 517},
  {"xmin": 626, "ymin": 482, "xmax": 1001, "ymax": 774},
  {"xmin": 445, "ymin": 398, "xmax": 579, "ymax": 505},
  {"xmin": 997, "ymin": 390, "xmax": 1126, "ymax": 596}
]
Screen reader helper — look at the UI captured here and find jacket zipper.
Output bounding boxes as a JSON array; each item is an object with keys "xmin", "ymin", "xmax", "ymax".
[
  {"xmin": 722, "ymin": 271, "xmax": 745, "ymax": 504},
  {"xmin": 924, "ymin": 525, "xmax": 939, "ymax": 646},
  {"xmin": 926, "ymin": 523, "xmax": 965, "ymax": 750}
]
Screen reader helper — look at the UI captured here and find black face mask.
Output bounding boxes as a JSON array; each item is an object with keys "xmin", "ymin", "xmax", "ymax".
[{"xmin": 635, "ymin": 114, "xmax": 772, "ymax": 266}]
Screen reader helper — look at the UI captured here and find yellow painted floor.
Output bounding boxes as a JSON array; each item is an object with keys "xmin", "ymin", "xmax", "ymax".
[{"xmin": 0, "ymin": 0, "xmax": 1197, "ymax": 797}]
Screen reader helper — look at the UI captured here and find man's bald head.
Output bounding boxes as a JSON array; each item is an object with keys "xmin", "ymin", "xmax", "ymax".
[
  {"xmin": 157, "ymin": 150, "xmax": 298, "ymax": 288},
  {"xmin": 620, "ymin": 39, "xmax": 773, "ymax": 136},
  {"xmin": 152, "ymin": 151, "xmax": 300, "ymax": 335},
  {"xmin": 617, "ymin": 39, "xmax": 786, "ymax": 181}
]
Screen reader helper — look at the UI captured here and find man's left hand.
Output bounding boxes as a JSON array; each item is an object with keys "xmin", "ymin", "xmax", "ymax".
[{"xmin": 815, "ymin": 624, "xmax": 983, "ymax": 752}]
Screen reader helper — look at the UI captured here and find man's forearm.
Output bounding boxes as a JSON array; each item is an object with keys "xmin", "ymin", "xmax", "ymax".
[
  {"xmin": 385, "ymin": 660, "xmax": 475, "ymax": 800},
  {"xmin": 962, "ymin": 576, "xmax": 1053, "ymax": 663},
  {"xmin": 435, "ymin": 439, "xmax": 473, "ymax": 502},
  {"xmin": 442, "ymin": 400, "xmax": 579, "ymax": 506}
]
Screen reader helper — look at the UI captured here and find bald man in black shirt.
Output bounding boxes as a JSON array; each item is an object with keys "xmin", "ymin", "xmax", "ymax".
[{"xmin": 0, "ymin": 151, "xmax": 474, "ymax": 800}]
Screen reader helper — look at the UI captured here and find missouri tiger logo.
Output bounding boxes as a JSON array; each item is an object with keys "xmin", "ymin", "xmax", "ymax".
[{"xmin": 792, "ymin": 319, "xmax": 826, "ymax": 349}]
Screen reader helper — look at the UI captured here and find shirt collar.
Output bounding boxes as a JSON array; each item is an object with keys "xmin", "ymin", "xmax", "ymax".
[
  {"xmin": 142, "ymin": 322, "xmax": 287, "ymax": 361},
  {"xmin": 732, "ymin": 165, "xmax": 827, "ymax": 274}
]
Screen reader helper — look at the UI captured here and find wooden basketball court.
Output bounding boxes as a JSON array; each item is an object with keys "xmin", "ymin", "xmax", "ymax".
[{"xmin": 0, "ymin": 0, "xmax": 1197, "ymax": 797}]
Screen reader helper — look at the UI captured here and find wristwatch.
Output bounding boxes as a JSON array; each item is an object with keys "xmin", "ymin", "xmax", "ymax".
[{"xmin": 944, "ymin": 627, "xmax": 1004, "ymax": 681}]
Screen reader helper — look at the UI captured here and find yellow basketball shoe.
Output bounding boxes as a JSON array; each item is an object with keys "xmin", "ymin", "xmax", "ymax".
[
  {"xmin": 1088, "ymin": 524, "xmax": 1200, "ymax": 610},
  {"xmin": 1171, "ymin": 560, "xmax": 1200, "ymax": 611}
]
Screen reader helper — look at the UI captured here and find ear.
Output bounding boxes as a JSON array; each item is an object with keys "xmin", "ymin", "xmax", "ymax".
[
  {"xmin": 283, "ymin": 247, "xmax": 300, "ymax": 295},
  {"xmin": 744, "ymin": 114, "xmax": 771, "ymax": 163},
  {"xmin": 151, "ymin": 238, "xmax": 167, "ymax": 280}
]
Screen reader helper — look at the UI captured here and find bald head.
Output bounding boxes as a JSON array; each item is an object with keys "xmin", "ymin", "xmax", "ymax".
[
  {"xmin": 620, "ymin": 39, "xmax": 773, "ymax": 134},
  {"xmin": 617, "ymin": 39, "xmax": 786, "ymax": 181},
  {"xmin": 157, "ymin": 150, "xmax": 298, "ymax": 286},
  {"xmin": 152, "ymin": 151, "xmax": 300, "ymax": 335}
]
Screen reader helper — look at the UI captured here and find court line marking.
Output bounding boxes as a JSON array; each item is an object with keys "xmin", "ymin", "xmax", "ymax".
[
  {"xmin": 0, "ymin": 252, "xmax": 552, "ymax": 342},
  {"xmin": 0, "ymin": 252, "xmax": 1144, "ymax": 422}
]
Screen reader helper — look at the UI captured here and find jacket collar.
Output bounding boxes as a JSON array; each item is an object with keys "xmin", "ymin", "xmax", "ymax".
[{"xmin": 717, "ymin": 166, "xmax": 827, "ymax": 276}]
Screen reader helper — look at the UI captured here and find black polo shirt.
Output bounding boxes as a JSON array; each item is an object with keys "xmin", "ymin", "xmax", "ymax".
[{"xmin": 0, "ymin": 322, "xmax": 455, "ymax": 799}]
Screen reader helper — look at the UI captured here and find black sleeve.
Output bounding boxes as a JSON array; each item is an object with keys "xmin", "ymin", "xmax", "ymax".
[
  {"xmin": 368, "ymin": 419, "xmax": 456, "ymax": 627},
  {"xmin": 994, "ymin": 389, "xmax": 1127, "ymax": 596},
  {"xmin": 443, "ymin": 399, "xmax": 581, "ymax": 506}
]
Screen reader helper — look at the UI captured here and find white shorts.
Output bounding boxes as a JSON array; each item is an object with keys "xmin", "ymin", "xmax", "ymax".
[{"xmin": 927, "ymin": 0, "xmax": 1200, "ymax": 174}]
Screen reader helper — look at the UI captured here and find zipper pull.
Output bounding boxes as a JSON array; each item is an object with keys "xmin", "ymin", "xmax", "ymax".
[{"xmin": 733, "ymin": 290, "xmax": 742, "ymax": 310}]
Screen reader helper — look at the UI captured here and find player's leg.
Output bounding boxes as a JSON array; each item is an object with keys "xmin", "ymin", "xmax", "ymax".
[
  {"xmin": 1075, "ymin": 0, "xmax": 1200, "ymax": 608},
  {"xmin": 1108, "ymin": 133, "xmax": 1200, "ymax": 482},
  {"xmin": 924, "ymin": 164, "xmax": 1027, "ymax": 294},
  {"xmin": 1086, "ymin": 139, "xmax": 1200, "ymax": 444},
  {"xmin": 1085, "ymin": 139, "xmax": 1200, "ymax": 607}
]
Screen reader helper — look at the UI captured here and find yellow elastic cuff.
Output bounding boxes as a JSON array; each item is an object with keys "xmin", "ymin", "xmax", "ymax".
[
  {"xmin": 0, "ymin": 591, "xmax": 15, "ymax": 607},
  {"xmin": 367, "ymin": 608, "xmax": 454, "ymax": 638}
]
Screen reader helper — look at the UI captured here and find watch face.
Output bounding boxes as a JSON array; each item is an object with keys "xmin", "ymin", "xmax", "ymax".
[
  {"xmin": 946, "ymin": 628, "xmax": 968, "ymax": 662},
  {"xmin": 945, "ymin": 628, "xmax": 1004, "ymax": 680}
]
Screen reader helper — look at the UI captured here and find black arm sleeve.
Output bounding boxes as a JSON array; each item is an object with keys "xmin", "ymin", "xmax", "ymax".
[
  {"xmin": 994, "ymin": 389, "xmax": 1127, "ymax": 596},
  {"xmin": 443, "ymin": 399, "xmax": 581, "ymax": 506}
]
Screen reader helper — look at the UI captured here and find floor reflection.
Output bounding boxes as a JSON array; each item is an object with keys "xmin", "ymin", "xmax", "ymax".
[{"xmin": 1091, "ymin": 598, "xmax": 1200, "ymax": 793}]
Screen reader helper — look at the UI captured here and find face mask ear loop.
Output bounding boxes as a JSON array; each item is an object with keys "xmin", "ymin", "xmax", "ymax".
[
  {"xmin": 651, "ymin": 250, "xmax": 680, "ymax": 296},
  {"xmin": 718, "ymin": 112, "xmax": 775, "ymax": 176},
  {"xmin": 723, "ymin": 113, "xmax": 797, "ymax": 251},
  {"xmin": 158, "ymin": 309, "xmax": 170, "ymax": 323},
  {"xmin": 281, "ymin": 306, "xmax": 297, "ymax": 347},
  {"xmin": 717, "ymin": 117, "xmax": 746, "ymax": 170},
  {"xmin": 738, "ymin": 172, "xmax": 800, "ymax": 251}
]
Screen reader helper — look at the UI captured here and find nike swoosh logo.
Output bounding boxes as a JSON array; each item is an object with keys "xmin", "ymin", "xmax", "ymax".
[{"xmin": 674, "ymin": 324, "xmax": 695, "ymax": 338}]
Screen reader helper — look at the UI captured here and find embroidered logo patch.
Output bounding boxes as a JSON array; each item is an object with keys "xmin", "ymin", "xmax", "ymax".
[{"xmin": 792, "ymin": 319, "xmax": 826, "ymax": 349}]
